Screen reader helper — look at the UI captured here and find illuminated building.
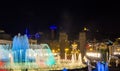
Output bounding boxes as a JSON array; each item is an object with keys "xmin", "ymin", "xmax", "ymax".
[
  {"xmin": 59, "ymin": 32, "xmax": 68, "ymax": 59},
  {"xmin": 79, "ymin": 32, "xmax": 86, "ymax": 60},
  {"xmin": 0, "ymin": 29, "xmax": 12, "ymax": 44},
  {"xmin": 49, "ymin": 25, "xmax": 57, "ymax": 40}
]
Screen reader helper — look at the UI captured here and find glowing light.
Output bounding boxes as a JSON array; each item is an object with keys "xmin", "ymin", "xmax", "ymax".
[
  {"xmin": 49, "ymin": 25, "xmax": 57, "ymax": 30},
  {"xmin": 117, "ymin": 49, "xmax": 120, "ymax": 51},
  {"xmin": 29, "ymin": 54, "xmax": 31, "ymax": 57},
  {"xmin": 9, "ymin": 53, "xmax": 11, "ymax": 58},
  {"xmin": 118, "ymin": 38, "xmax": 120, "ymax": 40},
  {"xmin": 35, "ymin": 33, "xmax": 40, "ymax": 39},
  {"xmin": 89, "ymin": 48, "xmax": 93, "ymax": 51},
  {"xmin": 65, "ymin": 48, "xmax": 69, "ymax": 51},
  {"xmin": 63, "ymin": 68, "xmax": 68, "ymax": 71},
  {"xmin": 89, "ymin": 44, "xmax": 92, "ymax": 47},
  {"xmin": 113, "ymin": 52, "xmax": 120, "ymax": 55},
  {"xmin": 52, "ymin": 49, "xmax": 55, "ymax": 53},
  {"xmin": 57, "ymin": 48, "xmax": 60, "ymax": 51},
  {"xmin": 86, "ymin": 52, "xmax": 101, "ymax": 58},
  {"xmin": 84, "ymin": 27, "xmax": 87, "ymax": 31},
  {"xmin": 83, "ymin": 27, "xmax": 89, "ymax": 31}
]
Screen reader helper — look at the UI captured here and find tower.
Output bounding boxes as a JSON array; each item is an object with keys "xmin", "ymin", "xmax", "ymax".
[
  {"xmin": 79, "ymin": 32, "xmax": 86, "ymax": 59},
  {"xmin": 59, "ymin": 32, "xmax": 68, "ymax": 59},
  {"xmin": 50, "ymin": 25, "xmax": 57, "ymax": 40}
]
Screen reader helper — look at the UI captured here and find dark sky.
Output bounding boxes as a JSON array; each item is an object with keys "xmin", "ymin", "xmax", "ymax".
[{"xmin": 0, "ymin": 1, "xmax": 120, "ymax": 40}]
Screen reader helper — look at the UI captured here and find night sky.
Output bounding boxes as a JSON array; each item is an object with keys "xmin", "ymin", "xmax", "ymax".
[{"xmin": 0, "ymin": 1, "xmax": 120, "ymax": 40}]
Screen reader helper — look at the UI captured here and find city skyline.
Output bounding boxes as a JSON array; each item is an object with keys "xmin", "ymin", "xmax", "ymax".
[{"xmin": 0, "ymin": 1, "xmax": 120, "ymax": 40}]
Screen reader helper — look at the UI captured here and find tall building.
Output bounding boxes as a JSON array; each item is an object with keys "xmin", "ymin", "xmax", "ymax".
[
  {"xmin": 59, "ymin": 32, "xmax": 68, "ymax": 59},
  {"xmin": 0, "ymin": 29, "xmax": 11, "ymax": 44},
  {"xmin": 79, "ymin": 32, "xmax": 86, "ymax": 59}
]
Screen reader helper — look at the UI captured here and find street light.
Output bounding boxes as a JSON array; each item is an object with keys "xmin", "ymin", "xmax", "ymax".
[
  {"xmin": 65, "ymin": 48, "xmax": 69, "ymax": 53},
  {"xmin": 52, "ymin": 49, "xmax": 55, "ymax": 53},
  {"xmin": 83, "ymin": 27, "xmax": 89, "ymax": 31},
  {"xmin": 64, "ymin": 48, "xmax": 69, "ymax": 60}
]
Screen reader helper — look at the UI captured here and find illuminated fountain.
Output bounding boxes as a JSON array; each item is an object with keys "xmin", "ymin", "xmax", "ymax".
[
  {"xmin": 93, "ymin": 61, "xmax": 109, "ymax": 71},
  {"xmin": 0, "ymin": 34, "xmax": 86, "ymax": 71},
  {"xmin": 0, "ymin": 34, "xmax": 55, "ymax": 70},
  {"xmin": 0, "ymin": 45, "xmax": 10, "ymax": 64},
  {"xmin": 71, "ymin": 54, "xmax": 75, "ymax": 64},
  {"xmin": 78, "ymin": 53, "xmax": 83, "ymax": 64},
  {"xmin": 12, "ymin": 34, "xmax": 29, "ymax": 62}
]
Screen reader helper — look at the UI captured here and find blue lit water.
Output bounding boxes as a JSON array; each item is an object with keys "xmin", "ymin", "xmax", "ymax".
[
  {"xmin": 11, "ymin": 34, "xmax": 55, "ymax": 66},
  {"xmin": 93, "ymin": 61, "xmax": 109, "ymax": 71},
  {"xmin": 41, "ymin": 44, "xmax": 56, "ymax": 66},
  {"xmin": 12, "ymin": 34, "xmax": 29, "ymax": 62}
]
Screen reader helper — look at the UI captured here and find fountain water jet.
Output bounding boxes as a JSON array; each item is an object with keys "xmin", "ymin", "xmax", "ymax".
[
  {"xmin": 12, "ymin": 34, "xmax": 29, "ymax": 62},
  {"xmin": 94, "ymin": 61, "xmax": 109, "ymax": 71},
  {"xmin": 0, "ymin": 33, "xmax": 87, "ymax": 70},
  {"xmin": 71, "ymin": 54, "xmax": 75, "ymax": 64},
  {"xmin": 78, "ymin": 53, "xmax": 83, "ymax": 64}
]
